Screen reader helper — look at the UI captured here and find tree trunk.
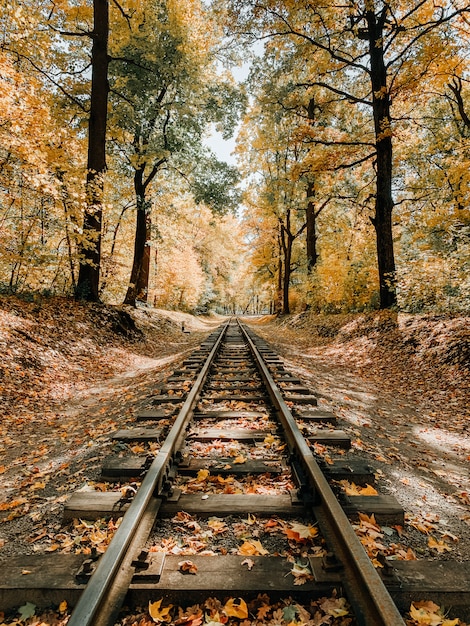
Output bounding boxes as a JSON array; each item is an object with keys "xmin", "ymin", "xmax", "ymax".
[
  {"xmin": 276, "ymin": 231, "xmax": 283, "ymax": 314},
  {"xmin": 75, "ymin": 0, "xmax": 109, "ymax": 301},
  {"xmin": 306, "ymin": 98, "xmax": 318, "ymax": 274},
  {"xmin": 366, "ymin": 7, "xmax": 396, "ymax": 309},
  {"xmin": 306, "ymin": 180, "xmax": 318, "ymax": 273},
  {"xmin": 124, "ymin": 167, "xmax": 152, "ymax": 306},
  {"xmin": 282, "ymin": 232, "xmax": 292, "ymax": 315},
  {"xmin": 280, "ymin": 214, "xmax": 294, "ymax": 315}
]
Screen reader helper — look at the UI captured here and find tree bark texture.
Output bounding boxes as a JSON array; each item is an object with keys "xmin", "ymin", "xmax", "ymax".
[
  {"xmin": 75, "ymin": 0, "xmax": 109, "ymax": 301},
  {"xmin": 366, "ymin": 7, "xmax": 397, "ymax": 309},
  {"xmin": 280, "ymin": 213, "xmax": 294, "ymax": 315},
  {"xmin": 124, "ymin": 167, "xmax": 152, "ymax": 306},
  {"xmin": 306, "ymin": 180, "xmax": 318, "ymax": 273}
]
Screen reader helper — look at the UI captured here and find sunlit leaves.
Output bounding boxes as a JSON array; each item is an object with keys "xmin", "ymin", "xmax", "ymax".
[{"xmin": 408, "ymin": 601, "xmax": 460, "ymax": 626}]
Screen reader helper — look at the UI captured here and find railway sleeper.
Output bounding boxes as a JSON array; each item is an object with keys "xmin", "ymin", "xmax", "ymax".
[
  {"xmin": 100, "ymin": 455, "xmax": 286, "ymax": 481},
  {"xmin": 1, "ymin": 553, "xmax": 469, "ymax": 619}
]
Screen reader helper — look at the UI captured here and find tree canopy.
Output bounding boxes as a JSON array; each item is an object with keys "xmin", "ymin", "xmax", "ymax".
[{"xmin": 0, "ymin": 0, "xmax": 469, "ymax": 314}]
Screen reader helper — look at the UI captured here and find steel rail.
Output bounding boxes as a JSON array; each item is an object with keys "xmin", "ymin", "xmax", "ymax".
[
  {"xmin": 67, "ymin": 320, "xmax": 230, "ymax": 626},
  {"xmin": 238, "ymin": 321, "xmax": 406, "ymax": 626}
]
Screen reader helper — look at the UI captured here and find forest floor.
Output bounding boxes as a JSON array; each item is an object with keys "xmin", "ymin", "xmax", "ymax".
[{"xmin": 0, "ymin": 296, "xmax": 469, "ymax": 621}]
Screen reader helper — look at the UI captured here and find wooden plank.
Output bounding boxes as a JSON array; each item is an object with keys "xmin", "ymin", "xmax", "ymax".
[
  {"xmin": 187, "ymin": 428, "xmax": 274, "ymax": 442},
  {"xmin": 322, "ymin": 460, "xmax": 376, "ymax": 486},
  {"xmin": 63, "ymin": 492, "xmax": 130, "ymax": 521},
  {"xmin": 285, "ymin": 394, "xmax": 318, "ymax": 405},
  {"xmin": 280, "ymin": 386, "xmax": 313, "ymax": 394},
  {"xmin": 203, "ymin": 395, "xmax": 268, "ymax": 402},
  {"xmin": 308, "ymin": 430, "xmax": 351, "ymax": 449},
  {"xmin": 111, "ymin": 427, "xmax": 163, "ymax": 441},
  {"xmin": 160, "ymin": 494, "xmax": 305, "ymax": 517},
  {"xmin": 136, "ymin": 409, "xmax": 169, "ymax": 421},
  {"xmin": 343, "ymin": 495, "xmax": 404, "ymax": 526},
  {"xmin": 129, "ymin": 555, "xmax": 333, "ymax": 599},
  {"xmin": 206, "ymin": 384, "xmax": 264, "ymax": 391},
  {"xmin": 295, "ymin": 410, "xmax": 337, "ymax": 425},
  {"xmin": 385, "ymin": 560, "xmax": 470, "ymax": 620},
  {"xmin": 194, "ymin": 411, "xmax": 267, "ymax": 419},
  {"xmin": 101, "ymin": 456, "xmax": 149, "ymax": 480},
  {"xmin": 178, "ymin": 457, "xmax": 285, "ymax": 476},
  {"xmin": 0, "ymin": 554, "xmax": 87, "ymax": 611}
]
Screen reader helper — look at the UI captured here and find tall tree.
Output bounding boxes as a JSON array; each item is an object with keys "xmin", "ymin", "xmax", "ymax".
[{"xmin": 75, "ymin": 0, "xmax": 109, "ymax": 301}]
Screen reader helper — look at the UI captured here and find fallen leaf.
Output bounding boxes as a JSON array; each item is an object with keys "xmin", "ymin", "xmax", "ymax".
[
  {"xmin": 178, "ymin": 560, "xmax": 198, "ymax": 574},
  {"xmin": 238, "ymin": 539, "xmax": 268, "ymax": 556},
  {"xmin": 196, "ymin": 469, "xmax": 210, "ymax": 481},
  {"xmin": 59, "ymin": 600, "xmax": 68, "ymax": 613},
  {"xmin": 18, "ymin": 602, "xmax": 36, "ymax": 620},
  {"xmin": 149, "ymin": 599, "xmax": 173, "ymax": 623},
  {"xmin": 241, "ymin": 558, "xmax": 255, "ymax": 570},
  {"xmin": 428, "ymin": 536, "xmax": 452, "ymax": 553},
  {"xmin": 223, "ymin": 598, "xmax": 248, "ymax": 619},
  {"xmin": 290, "ymin": 562, "xmax": 313, "ymax": 585}
]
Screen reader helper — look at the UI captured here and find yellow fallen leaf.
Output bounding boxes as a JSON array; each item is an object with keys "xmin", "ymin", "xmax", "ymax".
[
  {"xmin": 149, "ymin": 599, "xmax": 173, "ymax": 623},
  {"xmin": 238, "ymin": 539, "xmax": 268, "ymax": 556},
  {"xmin": 233, "ymin": 456, "xmax": 246, "ymax": 464},
  {"xmin": 428, "ymin": 536, "xmax": 452, "ymax": 553},
  {"xmin": 196, "ymin": 469, "xmax": 210, "ymax": 481},
  {"xmin": 409, "ymin": 601, "xmax": 458, "ymax": 625},
  {"xmin": 224, "ymin": 598, "xmax": 248, "ymax": 619},
  {"xmin": 59, "ymin": 600, "xmax": 67, "ymax": 613}
]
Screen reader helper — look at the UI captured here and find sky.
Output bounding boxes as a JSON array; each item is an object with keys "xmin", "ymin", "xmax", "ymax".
[
  {"xmin": 205, "ymin": 127, "xmax": 238, "ymax": 165},
  {"xmin": 203, "ymin": 56, "xmax": 256, "ymax": 166}
]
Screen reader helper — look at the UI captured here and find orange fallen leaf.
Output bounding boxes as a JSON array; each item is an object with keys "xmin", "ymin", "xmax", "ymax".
[
  {"xmin": 238, "ymin": 539, "xmax": 268, "ymax": 556},
  {"xmin": 257, "ymin": 604, "xmax": 271, "ymax": 620},
  {"xmin": 59, "ymin": 600, "xmax": 68, "ymax": 613}
]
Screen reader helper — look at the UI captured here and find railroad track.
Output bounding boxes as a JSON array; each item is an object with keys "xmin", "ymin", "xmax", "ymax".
[{"xmin": 1, "ymin": 320, "xmax": 469, "ymax": 625}]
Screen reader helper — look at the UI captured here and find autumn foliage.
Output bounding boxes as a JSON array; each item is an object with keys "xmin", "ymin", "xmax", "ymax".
[{"xmin": 0, "ymin": 1, "xmax": 470, "ymax": 313}]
